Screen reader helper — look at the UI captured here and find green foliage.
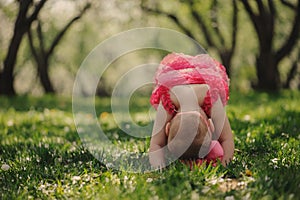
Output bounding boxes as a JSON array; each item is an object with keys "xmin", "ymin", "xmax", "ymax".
[
  {"xmin": 1, "ymin": 91, "xmax": 300, "ymax": 199},
  {"xmin": 1, "ymin": 1, "xmax": 299, "ymax": 94}
]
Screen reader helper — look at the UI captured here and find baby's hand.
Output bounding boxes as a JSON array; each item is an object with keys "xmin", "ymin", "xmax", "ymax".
[
  {"xmin": 149, "ymin": 154, "xmax": 166, "ymax": 171},
  {"xmin": 150, "ymin": 160, "xmax": 165, "ymax": 171},
  {"xmin": 221, "ymin": 155, "xmax": 232, "ymax": 166}
]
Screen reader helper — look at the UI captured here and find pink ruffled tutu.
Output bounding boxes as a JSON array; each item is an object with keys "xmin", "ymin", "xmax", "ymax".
[{"xmin": 150, "ymin": 53, "xmax": 229, "ymax": 117}]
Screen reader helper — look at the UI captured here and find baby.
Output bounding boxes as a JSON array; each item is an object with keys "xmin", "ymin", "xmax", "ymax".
[{"xmin": 149, "ymin": 53, "xmax": 234, "ymax": 169}]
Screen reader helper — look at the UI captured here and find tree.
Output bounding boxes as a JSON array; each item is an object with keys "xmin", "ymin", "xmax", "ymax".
[
  {"xmin": 141, "ymin": 0, "xmax": 238, "ymax": 77},
  {"xmin": 0, "ymin": 0, "xmax": 47, "ymax": 95},
  {"xmin": 241, "ymin": 0, "xmax": 300, "ymax": 90},
  {"xmin": 284, "ymin": 46, "xmax": 300, "ymax": 89},
  {"xmin": 27, "ymin": 3, "xmax": 91, "ymax": 93}
]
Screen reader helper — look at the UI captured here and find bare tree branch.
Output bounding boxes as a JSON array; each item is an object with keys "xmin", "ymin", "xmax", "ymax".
[
  {"xmin": 36, "ymin": 20, "xmax": 46, "ymax": 57},
  {"xmin": 26, "ymin": 2, "xmax": 91, "ymax": 93},
  {"xmin": 210, "ymin": 0, "xmax": 225, "ymax": 47},
  {"xmin": 275, "ymin": 0, "xmax": 300, "ymax": 63},
  {"xmin": 27, "ymin": 29, "xmax": 39, "ymax": 62},
  {"xmin": 141, "ymin": 2, "xmax": 196, "ymax": 41},
  {"xmin": 1, "ymin": 0, "xmax": 47, "ymax": 95},
  {"xmin": 141, "ymin": 0, "xmax": 238, "ymax": 76},
  {"xmin": 27, "ymin": 0, "xmax": 47, "ymax": 24},
  {"xmin": 280, "ymin": 0, "xmax": 297, "ymax": 10},
  {"xmin": 188, "ymin": 1, "xmax": 215, "ymax": 47},
  {"xmin": 268, "ymin": 0, "xmax": 276, "ymax": 15},
  {"xmin": 256, "ymin": 0, "xmax": 266, "ymax": 17},
  {"xmin": 47, "ymin": 3, "xmax": 91, "ymax": 58},
  {"xmin": 230, "ymin": 0, "xmax": 238, "ymax": 54},
  {"xmin": 284, "ymin": 51, "xmax": 300, "ymax": 88},
  {"xmin": 268, "ymin": 0, "xmax": 276, "ymax": 32},
  {"xmin": 18, "ymin": 0, "xmax": 32, "ymax": 24},
  {"xmin": 241, "ymin": 0, "xmax": 260, "ymax": 34}
]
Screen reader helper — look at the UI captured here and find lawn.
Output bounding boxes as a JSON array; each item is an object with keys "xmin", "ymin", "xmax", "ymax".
[{"xmin": 0, "ymin": 91, "xmax": 300, "ymax": 199}]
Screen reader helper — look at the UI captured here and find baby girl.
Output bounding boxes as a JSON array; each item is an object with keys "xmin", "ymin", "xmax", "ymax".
[{"xmin": 149, "ymin": 53, "xmax": 234, "ymax": 169}]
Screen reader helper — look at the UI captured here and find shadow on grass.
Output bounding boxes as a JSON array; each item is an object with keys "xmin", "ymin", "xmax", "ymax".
[
  {"xmin": 0, "ymin": 95, "xmax": 113, "ymax": 114},
  {"xmin": 0, "ymin": 141, "xmax": 106, "ymax": 192}
]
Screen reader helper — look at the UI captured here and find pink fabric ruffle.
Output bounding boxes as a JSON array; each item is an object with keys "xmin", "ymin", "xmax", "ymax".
[{"xmin": 150, "ymin": 53, "xmax": 229, "ymax": 117}]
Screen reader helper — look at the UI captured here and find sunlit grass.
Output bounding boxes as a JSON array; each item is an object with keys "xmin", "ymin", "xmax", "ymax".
[{"xmin": 1, "ymin": 91, "xmax": 300, "ymax": 199}]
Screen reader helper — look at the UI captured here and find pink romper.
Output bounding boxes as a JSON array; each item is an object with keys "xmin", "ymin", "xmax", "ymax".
[{"xmin": 150, "ymin": 53, "xmax": 229, "ymax": 117}]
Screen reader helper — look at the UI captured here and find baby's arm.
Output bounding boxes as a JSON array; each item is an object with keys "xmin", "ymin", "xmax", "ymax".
[
  {"xmin": 211, "ymin": 98, "xmax": 234, "ymax": 166},
  {"xmin": 217, "ymin": 115, "xmax": 234, "ymax": 166},
  {"xmin": 149, "ymin": 103, "xmax": 172, "ymax": 169}
]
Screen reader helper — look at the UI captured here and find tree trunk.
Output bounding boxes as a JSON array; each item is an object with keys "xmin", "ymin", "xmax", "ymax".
[
  {"xmin": 220, "ymin": 51, "xmax": 232, "ymax": 77},
  {"xmin": 37, "ymin": 59, "xmax": 55, "ymax": 93},
  {"xmin": 27, "ymin": 3, "xmax": 90, "ymax": 94},
  {"xmin": 0, "ymin": 29, "xmax": 25, "ymax": 95},
  {"xmin": 255, "ymin": 22, "xmax": 280, "ymax": 91},
  {"xmin": 241, "ymin": 0, "xmax": 300, "ymax": 91},
  {"xmin": 0, "ymin": 0, "xmax": 47, "ymax": 95},
  {"xmin": 255, "ymin": 52, "xmax": 280, "ymax": 90}
]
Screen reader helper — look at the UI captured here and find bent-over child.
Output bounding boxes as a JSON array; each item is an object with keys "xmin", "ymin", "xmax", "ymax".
[{"xmin": 149, "ymin": 53, "xmax": 234, "ymax": 169}]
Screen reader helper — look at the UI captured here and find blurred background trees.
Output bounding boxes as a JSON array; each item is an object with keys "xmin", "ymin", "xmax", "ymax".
[
  {"xmin": 241, "ymin": 0, "xmax": 300, "ymax": 90},
  {"xmin": 0, "ymin": 0, "xmax": 299, "ymax": 96},
  {"xmin": 27, "ymin": 3, "xmax": 91, "ymax": 94},
  {"xmin": 141, "ymin": 0, "xmax": 239, "ymax": 77},
  {"xmin": 0, "ymin": 0, "xmax": 47, "ymax": 95}
]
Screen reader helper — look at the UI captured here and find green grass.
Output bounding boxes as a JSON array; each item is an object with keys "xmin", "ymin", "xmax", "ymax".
[{"xmin": 1, "ymin": 91, "xmax": 300, "ymax": 199}]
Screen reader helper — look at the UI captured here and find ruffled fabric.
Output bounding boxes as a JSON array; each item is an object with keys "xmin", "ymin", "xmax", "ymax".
[{"xmin": 150, "ymin": 53, "xmax": 229, "ymax": 117}]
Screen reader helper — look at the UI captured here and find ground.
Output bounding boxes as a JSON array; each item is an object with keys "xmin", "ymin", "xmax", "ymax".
[{"xmin": 0, "ymin": 91, "xmax": 300, "ymax": 199}]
